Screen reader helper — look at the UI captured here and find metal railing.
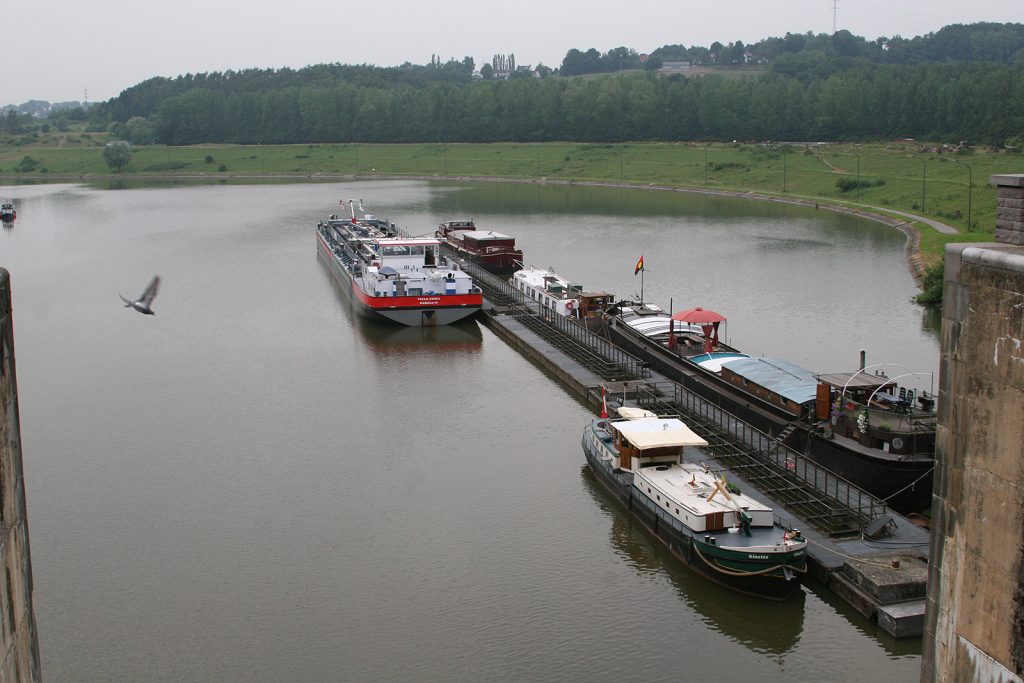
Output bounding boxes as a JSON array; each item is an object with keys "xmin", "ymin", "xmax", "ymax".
[
  {"xmin": 632, "ymin": 381, "xmax": 888, "ymax": 534},
  {"xmin": 456, "ymin": 256, "xmax": 648, "ymax": 379}
]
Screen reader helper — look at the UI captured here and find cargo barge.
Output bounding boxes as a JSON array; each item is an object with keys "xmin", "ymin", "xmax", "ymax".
[
  {"xmin": 582, "ymin": 407, "xmax": 807, "ymax": 600},
  {"xmin": 316, "ymin": 202, "xmax": 483, "ymax": 326}
]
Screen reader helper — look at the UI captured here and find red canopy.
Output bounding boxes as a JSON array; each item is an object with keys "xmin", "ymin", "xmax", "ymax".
[{"xmin": 671, "ymin": 307, "xmax": 726, "ymax": 324}]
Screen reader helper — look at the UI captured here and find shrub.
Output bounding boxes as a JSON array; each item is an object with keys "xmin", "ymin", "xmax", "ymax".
[
  {"xmin": 835, "ymin": 177, "xmax": 885, "ymax": 192},
  {"xmin": 14, "ymin": 156, "xmax": 39, "ymax": 173},
  {"xmin": 205, "ymin": 155, "xmax": 214, "ymax": 164},
  {"xmin": 915, "ymin": 260, "xmax": 944, "ymax": 307},
  {"xmin": 141, "ymin": 161, "xmax": 188, "ymax": 171},
  {"xmin": 218, "ymin": 164, "xmax": 227, "ymax": 172}
]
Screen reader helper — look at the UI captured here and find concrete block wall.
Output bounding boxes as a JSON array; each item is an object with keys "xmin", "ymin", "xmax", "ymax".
[
  {"xmin": 921, "ymin": 175, "xmax": 1024, "ymax": 683},
  {"xmin": 0, "ymin": 270, "xmax": 42, "ymax": 682}
]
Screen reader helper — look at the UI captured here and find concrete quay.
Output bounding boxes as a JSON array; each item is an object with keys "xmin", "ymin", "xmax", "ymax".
[{"xmin": 477, "ymin": 297, "xmax": 931, "ymax": 637}]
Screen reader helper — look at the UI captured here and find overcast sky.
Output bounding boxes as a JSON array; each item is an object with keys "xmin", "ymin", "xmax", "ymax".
[{"xmin": 6, "ymin": 0, "xmax": 1021, "ymax": 105}]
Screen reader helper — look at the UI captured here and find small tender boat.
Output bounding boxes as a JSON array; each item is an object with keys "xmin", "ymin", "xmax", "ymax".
[
  {"xmin": 582, "ymin": 407, "xmax": 807, "ymax": 600},
  {"xmin": 0, "ymin": 202, "xmax": 16, "ymax": 223},
  {"xmin": 316, "ymin": 200, "xmax": 483, "ymax": 326},
  {"xmin": 436, "ymin": 219, "xmax": 523, "ymax": 276}
]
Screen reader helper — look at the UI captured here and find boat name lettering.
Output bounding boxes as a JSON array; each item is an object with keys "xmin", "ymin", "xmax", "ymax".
[{"xmin": 747, "ymin": 554, "xmax": 770, "ymax": 560}]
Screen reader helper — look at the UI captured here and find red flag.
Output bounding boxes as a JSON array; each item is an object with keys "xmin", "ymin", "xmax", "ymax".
[
  {"xmin": 634, "ymin": 255, "xmax": 644, "ymax": 275},
  {"xmin": 600, "ymin": 384, "xmax": 608, "ymax": 418}
]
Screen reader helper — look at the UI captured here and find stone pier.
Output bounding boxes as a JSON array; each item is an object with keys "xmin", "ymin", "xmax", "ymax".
[
  {"xmin": 921, "ymin": 175, "xmax": 1024, "ymax": 682},
  {"xmin": 0, "ymin": 269, "xmax": 42, "ymax": 682}
]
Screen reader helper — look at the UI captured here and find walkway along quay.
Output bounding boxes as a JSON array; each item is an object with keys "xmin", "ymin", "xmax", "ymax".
[{"xmin": 454, "ymin": 254, "xmax": 932, "ymax": 637}]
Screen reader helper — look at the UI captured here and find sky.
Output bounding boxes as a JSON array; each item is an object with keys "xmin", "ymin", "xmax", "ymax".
[{"xmin": 6, "ymin": 0, "xmax": 1022, "ymax": 106}]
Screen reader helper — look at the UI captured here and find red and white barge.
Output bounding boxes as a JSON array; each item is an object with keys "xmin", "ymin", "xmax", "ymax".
[{"xmin": 317, "ymin": 203, "xmax": 482, "ymax": 326}]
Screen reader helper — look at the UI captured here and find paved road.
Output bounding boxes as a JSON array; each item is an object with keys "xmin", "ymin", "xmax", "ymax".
[{"xmin": 856, "ymin": 206, "xmax": 959, "ymax": 234}]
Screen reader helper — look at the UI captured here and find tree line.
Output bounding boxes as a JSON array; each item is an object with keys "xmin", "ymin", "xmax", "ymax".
[
  {"xmin": 87, "ymin": 62, "xmax": 1023, "ymax": 146},
  {"xmin": 79, "ymin": 22, "xmax": 1024, "ymax": 147}
]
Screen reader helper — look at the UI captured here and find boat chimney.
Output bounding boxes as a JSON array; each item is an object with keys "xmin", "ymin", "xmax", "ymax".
[{"xmin": 859, "ymin": 349, "xmax": 866, "ymax": 371}]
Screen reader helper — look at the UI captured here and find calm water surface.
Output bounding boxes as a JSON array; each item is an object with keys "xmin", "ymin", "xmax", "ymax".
[{"xmin": 1, "ymin": 180, "xmax": 928, "ymax": 682}]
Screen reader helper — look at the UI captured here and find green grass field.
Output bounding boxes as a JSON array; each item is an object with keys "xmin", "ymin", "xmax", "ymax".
[{"xmin": 2, "ymin": 129, "xmax": 1021, "ymax": 262}]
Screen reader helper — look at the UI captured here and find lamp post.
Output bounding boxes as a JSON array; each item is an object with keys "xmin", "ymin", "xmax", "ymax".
[
  {"xmin": 920, "ymin": 158, "xmax": 926, "ymax": 213},
  {"xmin": 703, "ymin": 147, "xmax": 708, "ymax": 186},
  {"xmin": 783, "ymin": 151, "xmax": 787, "ymax": 193},
  {"xmin": 944, "ymin": 157, "xmax": 973, "ymax": 229},
  {"xmin": 855, "ymin": 154, "xmax": 860, "ymax": 202}
]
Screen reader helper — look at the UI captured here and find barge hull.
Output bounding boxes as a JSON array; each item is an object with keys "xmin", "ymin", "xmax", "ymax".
[
  {"xmin": 607, "ymin": 319, "xmax": 933, "ymax": 511},
  {"xmin": 317, "ymin": 230, "xmax": 481, "ymax": 326},
  {"xmin": 582, "ymin": 435, "xmax": 803, "ymax": 601}
]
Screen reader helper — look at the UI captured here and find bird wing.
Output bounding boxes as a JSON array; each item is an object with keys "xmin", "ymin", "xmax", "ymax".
[
  {"xmin": 139, "ymin": 275, "xmax": 160, "ymax": 306},
  {"xmin": 119, "ymin": 294, "xmax": 132, "ymax": 305}
]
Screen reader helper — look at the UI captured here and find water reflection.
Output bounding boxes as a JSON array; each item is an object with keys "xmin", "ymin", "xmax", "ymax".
[
  {"xmin": 357, "ymin": 317, "xmax": 483, "ymax": 357},
  {"xmin": 579, "ymin": 465, "xmax": 806, "ymax": 657},
  {"xmin": 428, "ymin": 180, "xmax": 830, "ymax": 222},
  {"xmin": 919, "ymin": 305, "xmax": 942, "ymax": 338},
  {"xmin": 802, "ymin": 582, "xmax": 923, "ymax": 658}
]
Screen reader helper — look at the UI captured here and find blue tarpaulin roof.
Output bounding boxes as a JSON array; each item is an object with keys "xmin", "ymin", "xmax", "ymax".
[{"xmin": 720, "ymin": 357, "xmax": 819, "ymax": 406}]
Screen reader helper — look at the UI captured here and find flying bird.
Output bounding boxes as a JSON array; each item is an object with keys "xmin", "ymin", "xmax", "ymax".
[{"xmin": 120, "ymin": 275, "xmax": 160, "ymax": 315}]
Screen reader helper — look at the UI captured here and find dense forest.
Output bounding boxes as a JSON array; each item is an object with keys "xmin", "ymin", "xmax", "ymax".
[{"xmin": 80, "ymin": 22, "xmax": 1024, "ymax": 146}]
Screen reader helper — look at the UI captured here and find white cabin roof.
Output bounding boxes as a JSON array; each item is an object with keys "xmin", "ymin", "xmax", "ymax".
[
  {"xmin": 459, "ymin": 230, "xmax": 513, "ymax": 240},
  {"xmin": 612, "ymin": 418, "xmax": 708, "ymax": 450},
  {"xmin": 375, "ymin": 238, "xmax": 441, "ymax": 246},
  {"xmin": 639, "ymin": 463, "xmax": 772, "ymax": 515}
]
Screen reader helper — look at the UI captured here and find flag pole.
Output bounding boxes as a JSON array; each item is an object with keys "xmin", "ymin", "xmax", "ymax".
[{"xmin": 640, "ymin": 267, "xmax": 644, "ymax": 306}]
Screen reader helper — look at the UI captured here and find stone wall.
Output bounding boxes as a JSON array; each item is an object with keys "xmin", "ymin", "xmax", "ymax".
[
  {"xmin": 922, "ymin": 174, "xmax": 1024, "ymax": 682},
  {"xmin": 0, "ymin": 269, "xmax": 42, "ymax": 682}
]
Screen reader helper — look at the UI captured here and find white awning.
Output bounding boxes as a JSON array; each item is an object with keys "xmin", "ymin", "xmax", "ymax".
[
  {"xmin": 616, "ymin": 406, "xmax": 657, "ymax": 419},
  {"xmin": 612, "ymin": 418, "xmax": 708, "ymax": 450}
]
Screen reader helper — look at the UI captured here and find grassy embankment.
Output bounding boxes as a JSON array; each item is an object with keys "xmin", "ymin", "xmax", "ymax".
[{"xmin": 3, "ymin": 129, "xmax": 1021, "ymax": 263}]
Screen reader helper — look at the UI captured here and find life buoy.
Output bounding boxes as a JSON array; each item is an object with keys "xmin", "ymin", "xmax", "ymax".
[{"xmin": 565, "ymin": 300, "xmax": 575, "ymax": 310}]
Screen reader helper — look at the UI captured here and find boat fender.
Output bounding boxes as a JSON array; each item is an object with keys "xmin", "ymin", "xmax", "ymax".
[{"xmin": 565, "ymin": 300, "xmax": 575, "ymax": 310}]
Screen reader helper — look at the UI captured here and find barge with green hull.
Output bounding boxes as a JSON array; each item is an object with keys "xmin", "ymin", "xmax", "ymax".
[{"xmin": 582, "ymin": 408, "xmax": 808, "ymax": 600}]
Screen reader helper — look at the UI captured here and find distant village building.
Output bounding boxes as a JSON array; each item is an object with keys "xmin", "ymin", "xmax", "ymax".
[{"xmin": 658, "ymin": 61, "xmax": 691, "ymax": 76}]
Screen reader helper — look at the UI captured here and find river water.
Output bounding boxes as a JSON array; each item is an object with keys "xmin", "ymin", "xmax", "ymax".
[{"xmin": 1, "ymin": 179, "xmax": 930, "ymax": 682}]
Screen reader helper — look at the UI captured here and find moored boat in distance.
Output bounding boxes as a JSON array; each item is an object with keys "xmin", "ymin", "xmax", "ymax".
[
  {"xmin": 435, "ymin": 219, "xmax": 524, "ymax": 277},
  {"xmin": 605, "ymin": 300, "xmax": 936, "ymax": 511},
  {"xmin": 582, "ymin": 407, "xmax": 808, "ymax": 600},
  {"xmin": 316, "ymin": 200, "xmax": 483, "ymax": 326},
  {"xmin": 0, "ymin": 202, "xmax": 15, "ymax": 224},
  {"xmin": 511, "ymin": 265, "xmax": 614, "ymax": 322}
]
